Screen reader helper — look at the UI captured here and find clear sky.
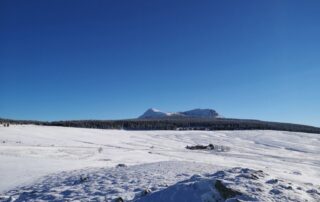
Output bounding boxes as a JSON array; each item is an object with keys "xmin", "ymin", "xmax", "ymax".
[{"xmin": 1, "ymin": 0, "xmax": 319, "ymax": 126}]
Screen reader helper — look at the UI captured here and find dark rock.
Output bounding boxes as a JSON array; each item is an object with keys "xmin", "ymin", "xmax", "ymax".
[
  {"xmin": 292, "ymin": 171, "xmax": 302, "ymax": 175},
  {"xmin": 113, "ymin": 197, "xmax": 124, "ymax": 202},
  {"xmin": 237, "ymin": 173, "xmax": 259, "ymax": 180},
  {"xmin": 254, "ymin": 187, "xmax": 263, "ymax": 192},
  {"xmin": 280, "ymin": 184, "xmax": 293, "ymax": 190},
  {"xmin": 269, "ymin": 189, "xmax": 282, "ymax": 195},
  {"xmin": 116, "ymin": 164, "xmax": 127, "ymax": 168},
  {"xmin": 306, "ymin": 189, "xmax": 320, "ymax": 195},
  {"xmin": 266, "ymin": 179, "xmax": 278, "ymax": 184},
  {"xmin": 79, "ymin": 175, "xmax": 89, "ymax": 183},
  {"xmin": 215, "ymin": 180, "xmax": 242, "ymax": 199},
  {"xmin": 141, "ymin": 188, "xmax": 151, "ymax": 196},
  {"xmin": 208, "ymin": 144, "xmax": 215, "ymax": 149}
]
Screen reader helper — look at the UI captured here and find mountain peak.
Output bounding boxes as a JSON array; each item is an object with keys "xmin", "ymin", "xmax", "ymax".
[
  {"xmin": 181, "ymin": 108, "xmax": 219, "ymax": 118},
  {"xmin": 146, "ymin": 108, "xmax": 161, "ymax": 112},
  {"xmin": 138, "ymin": 108, "xmax": 221, "ymax": 119},
  {"xmin": 139, "ymin": 108, "xmax": 169, "ymax": 119}
]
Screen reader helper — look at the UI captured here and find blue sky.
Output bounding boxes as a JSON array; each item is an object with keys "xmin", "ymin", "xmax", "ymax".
[{"xmin": 1, "ymin": 0, "xmax": 319, "ymax": 126}]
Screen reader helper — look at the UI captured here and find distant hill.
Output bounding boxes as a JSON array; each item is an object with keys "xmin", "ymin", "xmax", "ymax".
[{"xmin": 139, "ymin": 108, "xmax": 221, "ymax": 119}]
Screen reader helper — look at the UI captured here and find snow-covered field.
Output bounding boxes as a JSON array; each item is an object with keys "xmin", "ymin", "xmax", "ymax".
[{"xmin": 0, "ymin": 125, "xmax": 319, "ymax": 201}]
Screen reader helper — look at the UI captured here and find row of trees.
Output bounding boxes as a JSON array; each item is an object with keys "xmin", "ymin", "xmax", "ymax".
[
  {"xmin": 1, "ymin": 118, "xmax": 320, "ymax": 134},
  {"xmin": 0, "ymin": 120, "xmax": 10, "ymax": 127},
  {"xmin": 48, "ymin": 118, "xmax": 320, "ymax": 134},
  {"xmin": 2, "ymin": 123, "xmax": 10, "ymax": 127}
]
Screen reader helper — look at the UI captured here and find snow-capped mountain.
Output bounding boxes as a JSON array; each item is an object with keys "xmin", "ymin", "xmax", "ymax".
[
  {"xmin": 181, "ymin": 109, "xmax": 220, "ymax": 118},
  {"xmin": 138, "ymin": 108, "xmax": 221, "ymax": 119},
  {"xmin": 138, "ymin": 108, "xmax": 170, "ymax": 119}
]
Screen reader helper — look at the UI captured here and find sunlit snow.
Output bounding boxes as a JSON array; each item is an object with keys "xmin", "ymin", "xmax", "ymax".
[{"xmin": 0, "ymin": 125, "xmax": 319, "ymax": 201}]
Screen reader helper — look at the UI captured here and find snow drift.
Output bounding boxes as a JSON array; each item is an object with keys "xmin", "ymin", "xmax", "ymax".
[{"xmin": 2, "ymin": 162, "xmax": 319, "ymax": 202}]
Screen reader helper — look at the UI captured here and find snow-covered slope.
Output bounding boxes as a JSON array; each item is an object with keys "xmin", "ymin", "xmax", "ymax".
[
  {"xmin": 3, "ymin": 162, "xmax": 319, "ymax": 202},
  {"xmin": 0, "ymin": 125, "xmax": 319, "ymax": 201},
  {"xmin": 138, "ymin": 108, "xmax": 171, "ymax": 119},
  {"xmin": 181, "ymin": 108, "xmax": 220, "ymax": 118},
  {"xmin": 139, "ymin": 108, "xmax": 220, "ymax": 119},
  {"xmin": 136, "ymin": 166, "xmax": 319, "ymax": 202}
]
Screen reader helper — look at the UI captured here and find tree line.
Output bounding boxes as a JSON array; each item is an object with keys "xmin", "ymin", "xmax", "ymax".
[{"xmin": 1, "ymin": 117, "xmax": 320, "ymax": 134}]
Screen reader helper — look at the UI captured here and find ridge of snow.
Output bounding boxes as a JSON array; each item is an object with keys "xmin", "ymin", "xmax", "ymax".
[
  {"xmin": 2, "ymin": 162, "xmax": 319, "ymax": 202},
  {"xmin": 135, "ymin": 166, "xmax": 319, "ymax": 202}
]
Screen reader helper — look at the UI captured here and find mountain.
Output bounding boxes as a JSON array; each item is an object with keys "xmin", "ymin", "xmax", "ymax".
[
  {"xmin": 181, "ymin": 109, "xmax": 220, "ymax": 118},
  {"xmin": 138, "ymin": 108, "xmax": 171, "ymax": 119},
  {"xmin": 138, "ymin": 108, "xmax": 221, "ymax": 119}
]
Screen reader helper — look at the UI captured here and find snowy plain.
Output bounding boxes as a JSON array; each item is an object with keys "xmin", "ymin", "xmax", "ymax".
[{"xmin": 0, "ymin": 125, "xmax": 319, "ymax": 201}]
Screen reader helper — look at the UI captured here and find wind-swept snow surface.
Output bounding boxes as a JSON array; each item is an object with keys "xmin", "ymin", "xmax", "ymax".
[
  {"xmin": 0, "ymin": 125, "xmax": 319, "ymax": 201},
  {"xmin": 3, "ymin": 162, "xmax": 319, "ymax": 202}
]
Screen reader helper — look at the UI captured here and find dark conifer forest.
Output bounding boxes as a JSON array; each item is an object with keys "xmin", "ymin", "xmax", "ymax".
[{"xmin": 1, "ymin": 118, "xmax": 320, "ymax": 134}]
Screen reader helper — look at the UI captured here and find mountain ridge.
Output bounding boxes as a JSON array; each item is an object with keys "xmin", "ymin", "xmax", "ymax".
[{"xmin": 138, "ymin": 108, "xmax": 221, "ymax": 119}]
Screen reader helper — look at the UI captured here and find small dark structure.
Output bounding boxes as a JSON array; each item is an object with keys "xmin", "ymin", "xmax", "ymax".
[
  {"xmin": 186, "ymin": 144, "xmax": 230, "ymax": 152},
  {"xmin": 186, "ymin": 144, "xmax": 215, "ymax": 150}
]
